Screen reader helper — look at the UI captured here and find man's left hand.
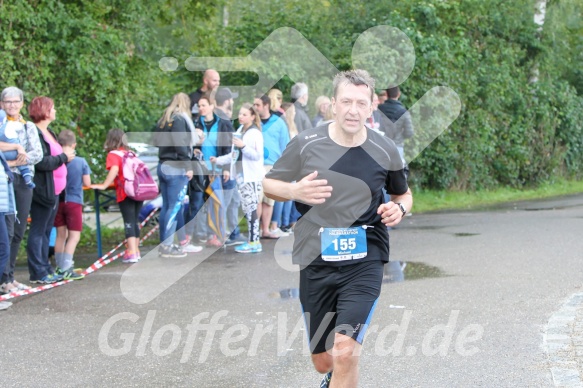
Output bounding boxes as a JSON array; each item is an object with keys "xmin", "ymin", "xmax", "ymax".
[{"xmin": 377, "ymin": 201, "xmax": 403, "ymax": 227}]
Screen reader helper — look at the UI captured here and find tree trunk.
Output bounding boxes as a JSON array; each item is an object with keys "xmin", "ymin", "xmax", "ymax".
[
  {"xmin": 534, "ymin": 0, "xmax": 547, "ymax": 30},
  {"xmin": 223, "ymin": 5, "xmax": 229, "ymax": 27},
  {"xmin": 530, "ymin": 0, "xmax": 548, "ymax": 83}
]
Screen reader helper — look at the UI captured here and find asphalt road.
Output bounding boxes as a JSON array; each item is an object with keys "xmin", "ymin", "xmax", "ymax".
[{"xmin": 2, "ymin": 194, "xmax": 583, "ymax": 387}]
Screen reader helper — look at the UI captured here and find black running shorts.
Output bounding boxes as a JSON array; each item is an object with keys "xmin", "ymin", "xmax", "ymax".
[{"xmin": 299, "ymin": 260, "xmax": 384, "ymax": 354}]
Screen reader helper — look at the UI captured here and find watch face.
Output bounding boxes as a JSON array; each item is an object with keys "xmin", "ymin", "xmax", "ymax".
[{"xmin": 398, "ymin": 203, "xmax": 406, "ymax": 215}]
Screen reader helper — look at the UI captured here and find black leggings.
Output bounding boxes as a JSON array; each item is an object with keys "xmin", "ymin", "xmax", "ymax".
[{"xmin": 118, "ymin": 197, "xmax": 143, "ymax": 238}]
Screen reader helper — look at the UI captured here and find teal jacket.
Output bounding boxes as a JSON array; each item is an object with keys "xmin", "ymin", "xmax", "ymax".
[
  {"xmin": 0, "ymin": 151, "xmax": 16, "ymax": 214},
  {"xmin": 262, "ymin": 114, "xmax": 290, "ymax": 165}
]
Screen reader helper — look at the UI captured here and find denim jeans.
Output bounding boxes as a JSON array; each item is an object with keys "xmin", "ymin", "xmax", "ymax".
[
  {"xmin": 290, "ymin": 201, "xmax": 300, "ymax": 224},
  {"xmin": 186, "ymin": 190, "xmax": 204, "ymax": 237},
  {"xmin": 223, "ymin": 182, "xmax": 241, "ymax": 239},
  {"xmin": 271, "ymin": 200, "xmax": 284, "ymax": 226},
  {"xmin": 158, "ymin": 163, "xmax": 188, "ymax": 246},
  {"xmin": 174, "ymin": 201, "xmax": 187, "ymax": 243},
  {"xmin": 0, "ymin": 212, "xmax": 9, "ymax": 283},
  {"xmin": 27, "ymin": 197, "xmax": 58, "ymax": 281},
  {"xmin": 3, "ymin": 174, "xmax": 33, "ymax": 284},
  {"xmin": 281, "ymin": 200, "xmax": 299, "ymax": 226}
]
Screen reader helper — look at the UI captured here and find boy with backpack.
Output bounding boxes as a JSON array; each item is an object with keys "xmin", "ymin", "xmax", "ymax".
[{"xmin": 54, "ymin": 130, "xmax": 91, "ymax": 279}]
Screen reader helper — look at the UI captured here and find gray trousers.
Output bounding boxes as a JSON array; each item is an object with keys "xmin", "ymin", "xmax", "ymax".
[{"xmin": 2, "ymin": 174, "xmax": 33, "ymax": 284}]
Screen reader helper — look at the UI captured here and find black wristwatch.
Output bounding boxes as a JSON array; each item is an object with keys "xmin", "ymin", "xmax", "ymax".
[{"xmin": 396, "ymin": 202, "xmax": 407, "ymax": 217}]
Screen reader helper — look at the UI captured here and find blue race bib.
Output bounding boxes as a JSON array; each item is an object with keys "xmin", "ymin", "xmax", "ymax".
[{"xmin": 320, "ymin": 227, "xmax": 368, "ymax": 261}]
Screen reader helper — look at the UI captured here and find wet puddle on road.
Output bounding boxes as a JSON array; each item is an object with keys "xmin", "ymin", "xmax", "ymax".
[
  {"xmin": 406, "ymin": 225, "xmax": 448, "ymax": 231},
  {"xmin": 277, "ymin": 288, "xmax": 300, "ymax": 299},
  {"xmin": 271, "ymin": 262, "xmax": 447, "ymax": 299},
  {"xmin": 268, "ymin": 288, "xmax": 299, "ymax": 299},
  {"xmin": 383, "ymin": 261, "xmax": 446, "ymax": 283}
]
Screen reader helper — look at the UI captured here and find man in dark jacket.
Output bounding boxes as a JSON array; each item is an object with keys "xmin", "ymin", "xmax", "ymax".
[
  {"xmin": 378, "ymin": 86, "xmax": 414, "ymax": 176},
  {"xmin": 189, "ymin": 69, "xmax": 220, "ymax": 121}
]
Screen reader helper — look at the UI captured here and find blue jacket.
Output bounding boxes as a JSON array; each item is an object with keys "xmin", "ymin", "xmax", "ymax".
[
  {"xmin": 262, "ymin": 114, "xmax": 290, "ymax": 165},
  {"xmin": 0, "ymin": 151, "xmax": 16, "ymax": 214}
]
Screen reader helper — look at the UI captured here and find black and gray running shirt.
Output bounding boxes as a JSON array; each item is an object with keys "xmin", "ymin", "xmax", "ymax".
[{"xmin": 266, "ymin": 124, "xmax": 408, "ymax": 267}]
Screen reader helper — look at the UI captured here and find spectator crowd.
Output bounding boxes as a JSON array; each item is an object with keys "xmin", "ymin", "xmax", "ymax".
[{"xmin": 0, "ymin": 70, "xmax": 413, "ymax": 310}]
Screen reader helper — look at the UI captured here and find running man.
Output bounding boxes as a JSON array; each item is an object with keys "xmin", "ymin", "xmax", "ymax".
[{"xmin": 263, "ymin": 69, "xmax": 413, "ymax": 387}]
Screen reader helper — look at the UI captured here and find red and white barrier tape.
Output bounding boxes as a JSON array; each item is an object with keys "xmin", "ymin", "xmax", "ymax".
[
  {"xmin": 83, "ymin": 208, "xmax": 159, "ymax": 269},
  {"xmin": 0, "ymin": 209, "xmax": 159, "ymax": 302},
  {"xmin": 81, "ymin": 223, "xmax": 159, "ymax": 276}
]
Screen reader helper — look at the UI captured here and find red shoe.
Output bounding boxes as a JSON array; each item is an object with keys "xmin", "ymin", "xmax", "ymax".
[
  {"xmin": 205, "ymin": 235, "xmax": 223, "ymax": 248},
  {"xmin": 180, "ymin": 235, "xmax": 192, "ymax": 246}
]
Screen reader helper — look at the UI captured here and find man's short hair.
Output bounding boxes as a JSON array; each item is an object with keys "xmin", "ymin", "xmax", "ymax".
[
  {"xmin": 332, "ymin": 69, "xmax": 375, "ymax": 101},
  {"xmin": 256, "ymin": 94, "xmax": 271, "ymax": 107},
  {"xmin": 58, "ymin": 129, "xmax": 76, "ymax": 146},
  {"xmin": 291, "ymin": 82, "xmax": 308, "ymax": 101},
  {"xmin": 387, "ymin": 86, "xmax": 400, "ymax": 99}
]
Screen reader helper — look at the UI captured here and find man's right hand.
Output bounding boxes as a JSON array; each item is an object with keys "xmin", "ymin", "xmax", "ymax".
[{"xmin": 291, "ymin": 171, "xmax": 333, "ymax": 205}]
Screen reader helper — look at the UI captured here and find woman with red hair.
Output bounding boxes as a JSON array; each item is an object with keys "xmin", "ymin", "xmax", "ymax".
[{"xmin": 27, "ymin": 96, "xmax": 75, "ymax": 284}]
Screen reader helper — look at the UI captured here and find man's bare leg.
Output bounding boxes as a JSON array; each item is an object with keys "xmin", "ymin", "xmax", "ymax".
[{"xmin": 311, "ymin": 333, "xmax": 360, "ymax": 387}]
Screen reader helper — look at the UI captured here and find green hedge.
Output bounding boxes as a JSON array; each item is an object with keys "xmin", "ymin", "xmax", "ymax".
[{"xmin": 2, "ymin": 0, "xmax": 581, "ymax": 190}]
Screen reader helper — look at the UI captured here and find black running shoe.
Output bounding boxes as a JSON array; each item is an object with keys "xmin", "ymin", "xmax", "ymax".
[
  {"xmin": 320, "ymin": 371, "xmax": 332, "ymax": 388},
  {"xmin": 159, "ymin": 244, "xmax": 187, "ymax": 258}
]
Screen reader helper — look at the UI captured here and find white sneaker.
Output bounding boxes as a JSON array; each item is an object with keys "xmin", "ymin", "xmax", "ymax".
[
  {"xmin": 269, "ymin": 228, "xmax": 290, "ymax": 238},
  {"xmin": 0, "ymin": 282, "xmax": 17, "ymax": 294},
  {"xmin": 11, "ymin": 280, "xmax": 31, "ymax": 290},
  {"xmin": 181, "ymin": 243, "xmax": 203, "ymax": 253}
]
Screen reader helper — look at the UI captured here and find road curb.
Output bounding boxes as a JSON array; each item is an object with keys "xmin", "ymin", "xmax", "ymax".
[{"xmin": 543, "ymin": 292, "xmax": 583, "ymax": 386}]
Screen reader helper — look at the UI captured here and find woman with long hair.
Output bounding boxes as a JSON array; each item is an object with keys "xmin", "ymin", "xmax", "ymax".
[
  {"xmin": 210, "ymin": 103, "xmax": 264, "ymax": 253},
  {"xmin": 281, "ymin": 102, "xmax": 298, "ymax": 139},
  {"xmin": 155, "ymin": 92, "xmax": 202, "ymax": 257},
  {"xmin": 267, "ymin": 89, "xmax": 285, "ymax": 116}
]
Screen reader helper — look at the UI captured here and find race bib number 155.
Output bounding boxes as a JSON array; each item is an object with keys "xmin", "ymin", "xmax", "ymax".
[{"xmin": 321, "ymin": 227, "xmax": 367, "ymax": 261}]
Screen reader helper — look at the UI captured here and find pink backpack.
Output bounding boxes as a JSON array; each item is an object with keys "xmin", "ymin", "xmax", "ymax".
[{"xmin": 111, "ymin": 150, "xmax": 158, "ymax": 201}]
